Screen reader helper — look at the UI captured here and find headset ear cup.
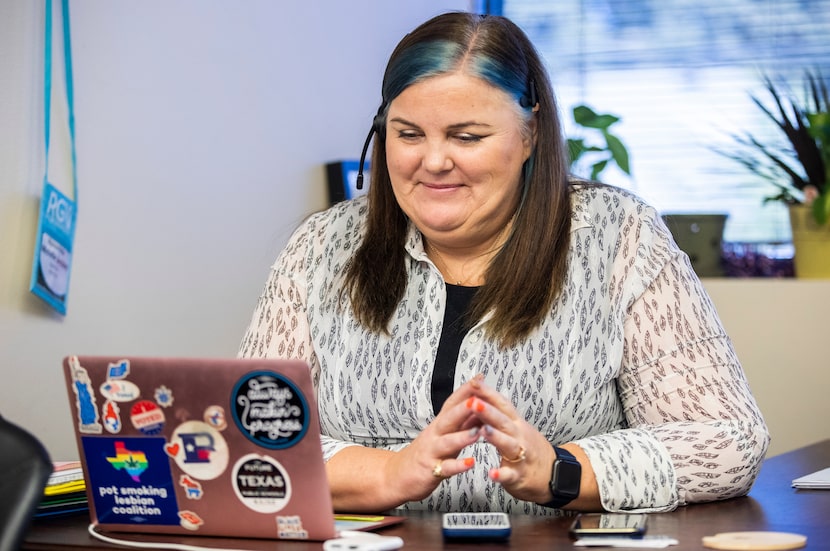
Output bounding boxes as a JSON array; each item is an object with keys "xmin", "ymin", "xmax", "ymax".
[
  {"xmin": 373, "ymin": 111, "xmax": 386, "ymax": 138},
  {"xmin": 519, "ymin": 78, "xmax": 538, "ymax": 109}
]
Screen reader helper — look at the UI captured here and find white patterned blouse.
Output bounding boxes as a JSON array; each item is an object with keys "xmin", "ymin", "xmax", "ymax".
[{"xmin": 238, "ymin": 183, "xmax": 770, "ymax": 514}]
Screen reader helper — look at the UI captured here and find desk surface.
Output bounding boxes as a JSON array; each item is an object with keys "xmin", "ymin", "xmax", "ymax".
[{"xmin": 24, "ymin": 439, "xmax": 830, "ymax": 550}]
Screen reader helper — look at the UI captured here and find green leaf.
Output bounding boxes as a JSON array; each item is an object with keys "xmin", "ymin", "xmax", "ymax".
[
  {"xmin": 567, "ymin": 138, "xmax": 587, "ymax": 164},
  {"xmin": 605, "ymin": 134, "xmax": 631, "ymax": 174},
  {"xmin": 590, "ymin": 160, "xmax": 609, "ymax": 181},
  {"xmin": 573, "ymin": 105, "xmax": 620, "ymax": 130},
  {"xmin": 719, "ymin": 71, "xmax": 829, "ymax": 202}
]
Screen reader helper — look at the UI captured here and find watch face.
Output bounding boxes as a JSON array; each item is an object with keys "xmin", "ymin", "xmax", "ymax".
[{"xmin": 553, "ymin": 458, "xmax": 581, "ymax": 498}]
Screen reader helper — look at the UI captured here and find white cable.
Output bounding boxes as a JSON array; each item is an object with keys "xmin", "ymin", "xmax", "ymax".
[
  {"xmin": 87, "ymin": 524, "xmax": 401, "ymax": 550},
  {"xmin": 87, "ymin": 524, "xmax": 253, "ymax": 551}
]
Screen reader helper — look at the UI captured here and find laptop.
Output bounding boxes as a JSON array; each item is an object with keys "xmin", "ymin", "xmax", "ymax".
[{"xmin": 62, "ymin": 355, "xmax": 339, "ymax": 540}]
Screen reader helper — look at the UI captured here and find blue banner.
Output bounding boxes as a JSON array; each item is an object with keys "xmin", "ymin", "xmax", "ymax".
[{"xmin": 31, "ymin": 0, "xmax": 78, "ymax": 314}]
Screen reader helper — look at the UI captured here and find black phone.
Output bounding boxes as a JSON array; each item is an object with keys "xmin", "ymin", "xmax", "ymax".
[{"xmin": 569, "ymin": 513, "xmax": 648, "ymax": 538}]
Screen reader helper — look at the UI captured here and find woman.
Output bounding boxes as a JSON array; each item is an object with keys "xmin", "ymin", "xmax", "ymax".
[{"xmin": 239, "ymin": 12, "xmax": 769, "ymax": 515}]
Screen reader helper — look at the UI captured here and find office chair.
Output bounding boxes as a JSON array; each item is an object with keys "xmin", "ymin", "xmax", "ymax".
[{"xmin": 0, "ymin": 415, "xmax": 52, "ymax": 551}]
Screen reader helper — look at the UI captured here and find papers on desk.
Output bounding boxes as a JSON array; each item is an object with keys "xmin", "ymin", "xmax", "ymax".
[
  {"xmin": 35, "ymin": 461, "xmax": 89, "ymax": 518},
  {"xmin": 792, "ymin": 467, "xmax": 830, "ymax": 489},
  {"xmin": 574, "ymin": 536, "xmax": 679, "ymax": 548}
]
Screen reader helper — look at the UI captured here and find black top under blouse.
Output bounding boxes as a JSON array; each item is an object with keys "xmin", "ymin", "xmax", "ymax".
[{"xmin": 431, "ymin": 283, "xmax": 479, "ymax": 415}]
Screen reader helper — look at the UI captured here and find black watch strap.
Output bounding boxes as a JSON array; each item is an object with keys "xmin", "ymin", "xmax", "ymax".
[{"xmin": 540, "ymin": 445, "xmax": 582, "ymax": 509}]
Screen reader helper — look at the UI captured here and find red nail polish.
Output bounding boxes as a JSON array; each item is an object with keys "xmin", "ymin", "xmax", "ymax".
[
  {"xmin": 475, "ymin": 400, "xmax": 485, "ymax": 413},
  {"xmin": 489, "ymin": 468, "xmax": 499, "ymax": 480},
  {"xmin": 463, "ymin": 457, "xmax": 475, "ymax": 467},
  {"xmin": 466, "ymin": 397, "xmax": 475, "ymax": 409}
]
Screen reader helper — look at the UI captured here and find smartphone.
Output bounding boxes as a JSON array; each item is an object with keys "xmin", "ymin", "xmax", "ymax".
[
  {"xmin": 442, "ymin": 512, "xmax": 511, "ymax": 540},
  {"xmin": 569, "ymin": 513, "xmax": 648, "ymax": 538}
]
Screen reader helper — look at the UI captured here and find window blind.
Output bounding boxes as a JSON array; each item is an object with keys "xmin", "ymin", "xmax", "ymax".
[{"xmin": 497, "ymin": 0, "xmax": 830, "ymax": 243}]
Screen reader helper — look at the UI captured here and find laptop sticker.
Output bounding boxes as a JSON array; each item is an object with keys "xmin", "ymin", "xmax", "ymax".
[
  {"xmin": 100, "ymin": 379, "xmax": 140, "ymax": 402},
  {"xmin": 102, "ymin": 400, "xmax": 122, "ymax": 434},
  {"xmin": 231, "ymin": 371, "xmax": 310, "ymax": 449},
  {"xmin": 130, "ymin": 400, "xmax": 165, "ymax": 435},
  {"xmin": 68, "ymin": 356, "xmax": 102, "ymax": 434},
  {"xmin": 166, "ymin": 420, "xmax": 229, "ymax": 480},
  {"xmin": 178, "ymin": 475, "xmax": 204, "ymax": 499},
  {"xmin": 178, "ymin": 510, "xmax": 204, "ymax": 531},
  {"xmin": 82, "ymin": 436, "xmax": 179, "ymax": 526},
  {"xmin": 232, "ymin": 454, "xmax": 292, "ymax": 514},
  {"xmin": 204, "ymin": 405, "xmax": 227, "ymax": 430},
  {"xmin": 277, "ymin": 516, "xmax": 309, "ymax": 539},
  {"xmin": 155, "ymin": 385, "xmax": 174, "ymax": 407},
  {"xmin": 106, "ymin": 359, "xmax": 130, "ymax": 379}
]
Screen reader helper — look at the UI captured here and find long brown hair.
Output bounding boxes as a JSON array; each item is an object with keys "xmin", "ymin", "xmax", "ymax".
[{"xmin": 345, "ymin": 12, "xmax": 572, "ymax": 348}]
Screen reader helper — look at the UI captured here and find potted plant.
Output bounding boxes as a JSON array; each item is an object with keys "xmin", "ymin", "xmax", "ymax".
[
  {"xmin": 567, "ymin": 105, "xmax": 730, "ymax": 277},
  {"xmin": 719, "ymin": 70, "xmax": 830, "ymax": 278},
  {"xmin": 566, "ymin": 104, "xmax": 631, "ymax": 181}
]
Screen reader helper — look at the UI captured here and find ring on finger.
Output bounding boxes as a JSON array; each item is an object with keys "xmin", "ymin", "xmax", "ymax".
[
  {"xmin": 502, "ymin": 445, "xmax": 526, "ymax": 463},
  {"xmin": 432, "ymin": 461, "xmax": 445, "ymax": 478}
]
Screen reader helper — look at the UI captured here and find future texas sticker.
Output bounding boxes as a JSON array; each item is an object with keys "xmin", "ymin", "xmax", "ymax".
[{"xmin": 82, "ymin": 436, "xmax": 179, "ymax": 525}]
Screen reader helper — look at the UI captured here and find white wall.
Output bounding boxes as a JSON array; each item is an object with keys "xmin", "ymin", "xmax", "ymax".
[
  {"xmin": 702, "ymin": 279, "xmax": 830, "ymax": 457},
  {"xmin": 0, "ymin": 0, "xmax": 469, "ymax": 460},
  {"xmin": 2, "ymin": 2, "xmax": 826, "ymax": 464}
]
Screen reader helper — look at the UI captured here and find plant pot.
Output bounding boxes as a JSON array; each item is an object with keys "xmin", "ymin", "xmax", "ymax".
[
  {"xmin": 789, "ymin": 204, "xmax": 830, "ymax": 279},
  {"xmin": 661, "ymin": 213, "xmax": 728, "ymax": 277}
]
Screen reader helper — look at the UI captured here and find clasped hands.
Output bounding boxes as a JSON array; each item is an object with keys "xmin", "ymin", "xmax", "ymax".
[{"xmin": 390, "ymin": 374, "xmax": 556, "ymax": 505}]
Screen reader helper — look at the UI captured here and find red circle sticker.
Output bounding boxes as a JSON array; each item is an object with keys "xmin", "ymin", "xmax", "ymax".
[{"xmin": 130, "ymin": 400, "xmax": 165, "ymax": 435}]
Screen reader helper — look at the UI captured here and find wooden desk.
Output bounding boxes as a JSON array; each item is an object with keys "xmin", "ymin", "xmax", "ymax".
[{"xmin": 24, "ymin": 440, "xmax": 830, "ymax": 550}]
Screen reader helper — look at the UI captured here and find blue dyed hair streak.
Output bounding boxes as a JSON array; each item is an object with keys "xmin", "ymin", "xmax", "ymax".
[{"xmin": 356, "ymin": 34, "xmax": 537, "ymax": 189}]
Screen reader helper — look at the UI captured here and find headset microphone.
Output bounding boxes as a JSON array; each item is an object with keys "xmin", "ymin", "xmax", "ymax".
[
  {"xmin": 356, "ymin": 105, "xmax": 386, "ymax": 190},
  {"xmin": 356, "ymin": 125, "xmax": 374, "ymax": 190}
]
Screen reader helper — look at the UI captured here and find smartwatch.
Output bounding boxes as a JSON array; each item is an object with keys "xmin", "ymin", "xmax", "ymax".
[{"xmin": 540, "ymin": 445, "xmax": 581, "ymax": 509}]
